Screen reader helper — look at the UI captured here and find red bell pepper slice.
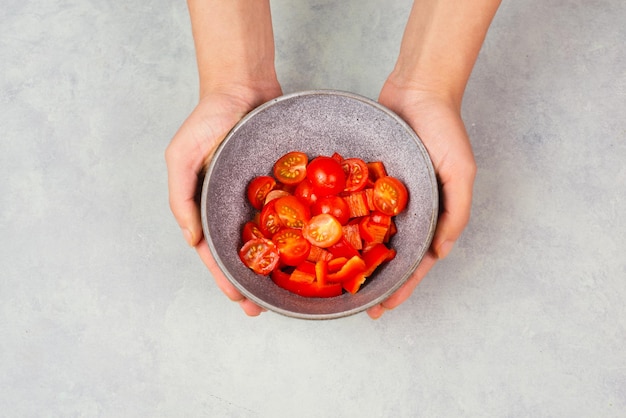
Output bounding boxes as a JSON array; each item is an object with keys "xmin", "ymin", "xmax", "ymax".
[
  {"xmin": 342, "ymin": 223, "xmax": 363, "ymax": 250},
  {"xmin": 342, "ymin": 244, "xmax": 396, "ymax": 294},
  {"xmin": 327, "ymin": 255, "xmax": 367, "ymax": 283},
  {"xmin": 328, "ymin": 236, "xmax": 360, "ymax": 259},
  {"xmin": 343, "ymin": 191, "xmax": 370, "ymax": 218},
  {"xmin": 271, "ymin": 268, "xmax": 342, "ymax": 298},
  {"xmin": 359, "ymin": 213, "xmax": 391, "ymax": 244},
  {"xmin": 289, "ymin": 261, "xmax": 316, "ymax": 283}
]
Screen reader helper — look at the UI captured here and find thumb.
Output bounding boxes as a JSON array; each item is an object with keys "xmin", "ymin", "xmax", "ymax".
[{"xmin": 165, "ymin": 129, "xmax": 209, "ymax": 247}]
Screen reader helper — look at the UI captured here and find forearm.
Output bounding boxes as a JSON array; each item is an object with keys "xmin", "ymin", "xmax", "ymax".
[
  {"xmin": 390, "ymin": 0, "xmax": 501, "ymax": 108},
  {"xmin": 187, "ymin": 0, "xmax": 279, "ymax": 97}
]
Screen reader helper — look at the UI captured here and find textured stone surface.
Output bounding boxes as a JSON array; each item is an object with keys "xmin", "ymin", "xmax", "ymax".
[{"xmin": 1, "ymin": 0, "xmax": 625, "ymax": 416}]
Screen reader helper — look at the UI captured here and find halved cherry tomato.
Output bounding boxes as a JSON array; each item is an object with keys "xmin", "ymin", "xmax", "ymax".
[
  {"xmin": 247, "ymin": 176, "xmax": 276, "ymax": 210},
  {"xmin": 311, "ymin": 195, "xmax": 350, "ymax": 225},
  {"xmin": 302, "ymin": 213, "xmax": 343, "ymax": 248},
  {"xmin": 273, "ymin": 151, "xmax": 308, "ymax": 185},
  {"xmin": 274, "ymin": 195, "xmax": 311, "ymax": 229},
  {"xmin": 372, "ymin": 176, "xmax": 409, "ymax": 216},
  {"xmin": 259, "ymin": 200, "xmax": 283, "ymax": 237},
  {"xmin": 242, "ymin": 221, "xmax": 266, "ymax": 242},
  {"xmin": 239, "ymin": 238, "xmax": 280, "ymax": 275},
  {"xmin": 294, "ymin": 178, "xmax": 319, "ymax": 206},
  {"xmin": 306, "ymin": 156, "xmax": 346, "ymax": 197},
  {"xmin": 341, "ymin": 158, "xmax": 369, "ymax": 192},
  {"xmin": 272, "ymin": 228, "xmax": 311, "ymax": 266},
  {"xmin": 264, "ymin": 189, "xmax": 291, "ymax": 205}
]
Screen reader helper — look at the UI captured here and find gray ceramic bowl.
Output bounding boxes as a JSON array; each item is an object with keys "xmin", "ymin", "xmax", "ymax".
[{"xmin": 201, "ymin": 90, "xmax": 438, "ymax": 319}]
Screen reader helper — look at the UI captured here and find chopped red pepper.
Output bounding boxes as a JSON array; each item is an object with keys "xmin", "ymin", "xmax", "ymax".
[
  {"xmin": 271, "ymin": 268, "xmax": 343, "ymax": 298},
  {"xmin": 327, "ymin": 255, "xmax": 367, "ymax": 283}
]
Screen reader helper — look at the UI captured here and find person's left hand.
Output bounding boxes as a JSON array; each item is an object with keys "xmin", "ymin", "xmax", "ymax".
[{"xmin": 367, "ymin": 79, "xmax": 477, "ymax": 319}]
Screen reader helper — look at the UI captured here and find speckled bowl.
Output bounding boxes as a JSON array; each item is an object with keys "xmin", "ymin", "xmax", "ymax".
[{"xmin": 201, "ymin": 90, "xmax": 438, "ymax": 319}]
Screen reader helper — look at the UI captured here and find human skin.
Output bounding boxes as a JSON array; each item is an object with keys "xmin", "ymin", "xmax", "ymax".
[{"xmin": 165, "ymin": 0, "xmax": 501, "ymax": 318}]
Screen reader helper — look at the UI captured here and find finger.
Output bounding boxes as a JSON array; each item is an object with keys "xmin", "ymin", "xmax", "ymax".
[
  {"xmin": 165, "ymin": 126, "xmax": 209, "ymax": 247},
  {"xmin": 380, "ymin": 250, "xmax": 437, "ymax": 311},
  {"xmin": 239, "ymin": 299, "xmax": 266, "ymax": 317},
  {"xmin": 366, "ymin": 304, "xmax": 386, "ymax": 319},
  {"xmin": 432, "ymin": 159, "xmax": 476, "ymax": 258}
]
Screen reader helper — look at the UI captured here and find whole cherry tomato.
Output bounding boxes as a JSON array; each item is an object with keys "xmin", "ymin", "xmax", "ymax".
[
  {"xmin": 311, "ymin": 195, "xmax": 350, "ymax": 225},
  {"xmin": 306, "ymin": 156, "xmax": 346, "ymax": 197}
]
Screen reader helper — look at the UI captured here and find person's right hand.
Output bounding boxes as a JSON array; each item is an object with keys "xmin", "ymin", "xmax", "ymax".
[{"xmin": 165, "ymin": 85, "xmax": 282, "ymax": 316}]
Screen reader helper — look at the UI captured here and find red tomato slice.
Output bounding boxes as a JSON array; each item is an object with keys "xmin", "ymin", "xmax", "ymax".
[
  {"xmin": 311, "ymin": 195, "xmax": 350, "ymax": 225},
  {"xmin": 247, "ymin": 176, "xmax": 276, "ymax": 210},
  {"xmin": 273, "ymin": 151, "xmax": 308, "ymax": 185},
  {"xmin": 259, "ymin": 200, "xmax": 283, "ymax": 237},
  {"xmin": 372, "ymin": 176, "xmax": 409, "ymax": 216},
  {"xmin": 306, "ymin": 156, "xmax": 346, "ymax": 197},
  {"xmin": 239, "ymin": 238, "xmax": 280, "ymax": 275},
  {"xmin": 264, "ymin": 189, "xmax": 291, "ymax": 205},
  {"xmin": 302, "ymin": 213, "xmax": 343, "ymax": 248},
  {"xmin": 272, "ymin": 228, "xmax": 311, "ymax": 266},
  {"xmin": 242, "ymin": 221, "xmax": 266, "ymax": 242},
  {"xmin": 274, "ymin": 195, "xmax": 311, "ymax": 229},
  {"xmin": 341, "ymin": 158, "xmax": 369, "ymax": 192}
]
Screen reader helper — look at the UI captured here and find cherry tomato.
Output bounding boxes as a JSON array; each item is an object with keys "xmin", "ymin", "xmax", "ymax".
[
  {"xmin": 302, "ymin": 213, "xmax": 343, "ymax": 248},
  {"xmin": 259, "ymin": 200, "xmax": 283, "ymax": 237},
  {"xmin": 306, "ymin": 156, "xmax": 346, "ymax": 197},
  {"xmin": 372, "ymin": 176, "xmax": 408, "ymax": 216},
  {"xmin": 242, "ymin": 221, "xmax": 266, "ymax": 242},
  {"xmin": 341, "ymin": 158, "xmax": 369, "ymax": 192},
  {"xmin": 239, "ymin": 238, "xmax": 280, "ymax": 275},
  {"xmin": 264, "ymin": 189, "xmax": 291, "ymax": 205},
  {"xmin": 273, "ymin": 151, "xmax": 308, "ymax": 185},
  {"xmin": 274, "ymin": 195, "xmax": 311, "ymax": 229},
  {"xmin": 294, "ymin": 178, "xmax": 319, "ymax": 206},
  {"xmin": 311, "ymin": 195, "xmax": 350, "ymax": 225},
  {"xmin": 247, "ymin": 176, "xmax": 276, "ymax": 210},
  {"xmin": 272, "ymin": 228, "xmax": 311, "ymax": 266}
]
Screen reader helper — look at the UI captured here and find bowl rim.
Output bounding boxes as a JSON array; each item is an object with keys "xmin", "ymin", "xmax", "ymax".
[{"xmin": 201, "ymin": 89, "xmax": 438, "ymax": 319}]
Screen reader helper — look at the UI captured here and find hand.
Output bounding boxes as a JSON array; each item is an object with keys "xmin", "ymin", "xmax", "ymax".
[
  {"xmin": 367, "ymin": 80, "xmax": 477, "ymax": 319},
  {"xmin": 165, "ymin": 86, "xmax": 282, "ymax": 316}
]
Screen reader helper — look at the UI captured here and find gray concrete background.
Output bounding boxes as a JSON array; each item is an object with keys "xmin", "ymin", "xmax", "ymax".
[{"xmin": 1, "ymin": 0, "xmax": 625, "ymax": 416}]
